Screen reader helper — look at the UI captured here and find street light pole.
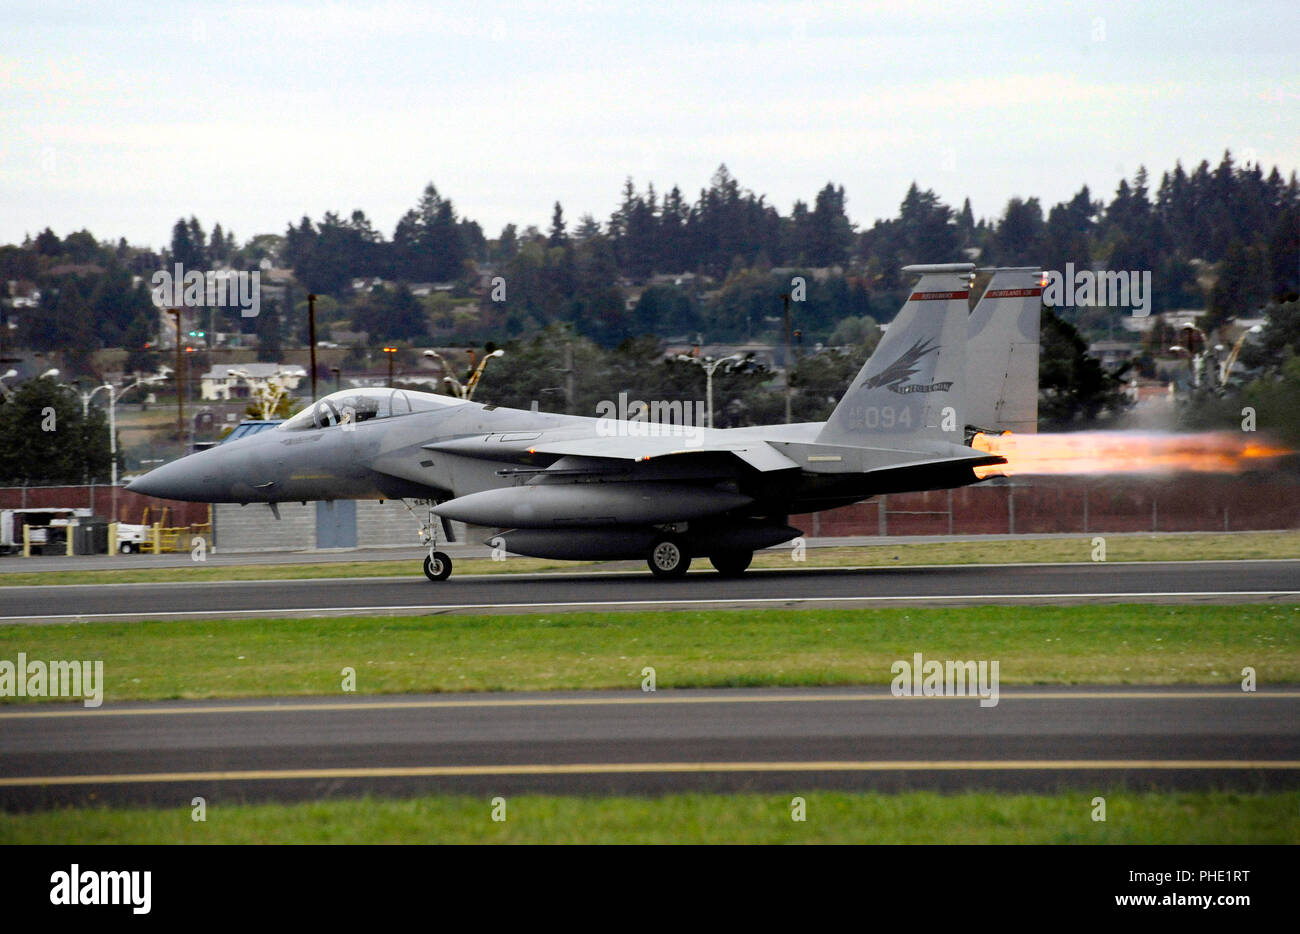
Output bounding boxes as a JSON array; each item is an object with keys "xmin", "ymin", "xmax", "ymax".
[
  {"xmin": 676, "ymin": 352, "xmax": 743, "ymax": 429},
  {"xmin": 464, "ymin": 349, "xmax": 505, "ymax": 400},
  {"xmin": 422, "ymin": 349, "xmax": 461, "ymax": 397},
  {"xmin": 70, "ymin": 376, "xmax": 157, "ymax": 519}
]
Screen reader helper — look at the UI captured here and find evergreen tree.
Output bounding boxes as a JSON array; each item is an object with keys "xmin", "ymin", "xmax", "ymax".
[
  {"xmin": 0, "ymin": 377, "xmax": 111, "ymax": 483},
  {"xmin": 548, "ymin": 202, "xmax": 568, "ymax": 247},
  {"xmin": 807, "ymin": 183, "xmax": 854, "ymax": 266},
  {"xmin": 1039, "ymin": 307, "xmax": 1131, "ymax": 427}
]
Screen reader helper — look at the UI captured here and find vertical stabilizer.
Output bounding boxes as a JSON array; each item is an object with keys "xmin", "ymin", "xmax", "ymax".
[
  {"xmin": 966, "ymin": 267, "xmax": 1042, "ymax": 434},
  {"xmin": 817, "ymin": 263, "xmax": 973, "ymax": 445}
]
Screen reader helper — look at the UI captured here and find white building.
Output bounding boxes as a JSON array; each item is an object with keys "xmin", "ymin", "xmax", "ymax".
[{"xmin": 201, "ymin": 363, "xmax": 306, "ymax": 401}]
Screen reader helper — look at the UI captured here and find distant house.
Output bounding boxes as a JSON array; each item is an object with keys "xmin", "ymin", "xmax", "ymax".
[
  {"xmin": 201, "ymin": 363, "xmax": 306, "ymax": 401},
  {"xmin": 1088, "ymin": 340, "xmax": 1142, "ymax": 370},
  {"xmin": 410, "ymin": 282, "xmax": 456, "ymax": 297},
  {"xmin": 1223, "ymin": 316, "xmax": 1267, "ymax": 341},
  {"xmin": 471, "ymin": 267, "xmax": 499, "ymax": 295},
  {"xmin": 770, "ymin": 266, "xmax": 842, "ymax": 283},
  {"xmin": 7, "ymin": 282, "xmax": 39, "ymax": 308},
  {"xmin": 46, "ymin": 263, "xmax": 104, "ymax": 278},
  {"xmin": 261, "ymin": 266, "xmax": 296, "ymax": 284},
  {"xmin": 328, "ymin": 329, "xmax": 369, "ymax": 345},
  {"xmin": 648, "ymin": 272, "xmax": 698, "ymax": 289},
  {"xmin": 1163, "ymin": 309, "xmax": 1205, "ymax": 331}
]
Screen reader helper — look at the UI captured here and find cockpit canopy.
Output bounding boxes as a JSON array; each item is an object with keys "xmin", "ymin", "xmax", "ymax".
[{"xmin": 278, "ymin": 387, "xmax": 467, "ymax": 431}]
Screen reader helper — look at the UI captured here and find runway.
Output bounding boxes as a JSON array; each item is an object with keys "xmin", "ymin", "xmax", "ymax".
[
  {"xmin": 0, "ymin": 559, "xmax": 1297, "ymax": 623},
  {"xmin": 1, "ymin": 687, "xmax": 1296, "ymax": 807}
]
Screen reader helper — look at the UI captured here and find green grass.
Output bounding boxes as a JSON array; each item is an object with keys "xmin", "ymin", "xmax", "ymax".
[
  {"xmin": 4, "ymin": 530, "xmax": 1297, "ymax": 587},
  {"xmin": 1, "ymin": 604, "xmax": 1296, "ymax": 703},
  {"xmin": 751, "ymin": 530, "xmax": 1300, "ymax": 570},
  {"xmin": 3, "ymin": 791, "xmax": 1296, "ymax": 844}
]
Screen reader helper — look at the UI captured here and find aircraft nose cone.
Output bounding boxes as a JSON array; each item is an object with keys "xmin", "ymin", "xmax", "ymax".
[{"xmin": 126, "ymin": 452, "xmax": 221, "ymax": 502}]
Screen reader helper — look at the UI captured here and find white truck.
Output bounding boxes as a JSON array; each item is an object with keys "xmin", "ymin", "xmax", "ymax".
[
  {"xmin": 114, "ymin": 522, "xmax": 152, "ymax": 554},
  {"xmin": 0, "ymin": 508, "xmax": 92, "ymax": 555}
]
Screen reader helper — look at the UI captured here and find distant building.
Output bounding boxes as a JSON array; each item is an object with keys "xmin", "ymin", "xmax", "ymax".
[
  {"xmin": 200, "ymin": 363, "xmax": 306, "ymax": 401},
  {"xmin": 46, "ymin": 263, "xmax": 104, "ymax": 278},
  {"xmin": 1163, "ymin": 309, "xmax": 1205, "ymax": 330},
  {"xmin": 410, "ymin": 282, "xmax": 456, "ymax": 297},
  {"xmin": 1087, "ymin": 340, "xmax": 1142, "ymax": 370},
  {"xmin": 770, "ymin": 266, "xmax": 843, "ymax": 282},
  {"xmin": 648, "ymin": 272, "xmax": 699, "ymax": 288}
]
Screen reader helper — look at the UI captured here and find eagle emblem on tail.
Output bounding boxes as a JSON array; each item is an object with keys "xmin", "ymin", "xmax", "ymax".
[{"xmin": 861, "ymin": 337, "xmax": 940, "ymax": 392}]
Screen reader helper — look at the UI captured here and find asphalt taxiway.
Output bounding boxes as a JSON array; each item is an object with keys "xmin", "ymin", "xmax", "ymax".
[
  {"xmin": 1, "ymin": 686, "xmax": 1296, "ymax": 807},
  {"xmin": 0, "ymin": 559, "xmax": 1296, "ymax": 624}
]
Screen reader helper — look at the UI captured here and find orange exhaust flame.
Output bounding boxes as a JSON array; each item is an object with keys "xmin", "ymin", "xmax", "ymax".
[{"xmin": 971, "ymin": 431, "xmax": 1292, "ymax": 479}]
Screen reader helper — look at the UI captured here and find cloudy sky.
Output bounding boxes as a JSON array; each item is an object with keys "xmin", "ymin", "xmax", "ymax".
[{"xmin": 3, "ymin": 0, "xmax": 1296, "ymax": 249}]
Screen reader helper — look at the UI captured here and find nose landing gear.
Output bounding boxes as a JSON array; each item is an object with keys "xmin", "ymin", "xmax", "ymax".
[{"xmin": 404, "ymin": 499, "xmax": 453, "ymax": 581}]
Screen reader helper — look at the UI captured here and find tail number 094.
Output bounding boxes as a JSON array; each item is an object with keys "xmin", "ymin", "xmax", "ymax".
[{"xmin": 847, "ymin": 405, "xmax": 913, "ymax": 430}]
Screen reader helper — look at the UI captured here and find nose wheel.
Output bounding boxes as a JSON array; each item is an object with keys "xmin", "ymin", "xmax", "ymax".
[{"xmin": 423, "ymin": 551, "xmax": 453, "ymax": 581}]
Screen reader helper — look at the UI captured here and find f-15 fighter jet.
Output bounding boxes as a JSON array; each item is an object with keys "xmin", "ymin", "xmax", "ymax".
[{"xmin": 129, "ymin": 263, "xmax": 1041, "ymax": 580}]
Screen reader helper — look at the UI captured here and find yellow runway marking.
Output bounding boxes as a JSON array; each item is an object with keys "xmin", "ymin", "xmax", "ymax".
[
  {"xmin": 1, "ymin": 691, "xmax": 1296, "ymax": 719},
  {"xmin": 3, "ymin": 760, "xmax": 1299, "ymax": 787}
]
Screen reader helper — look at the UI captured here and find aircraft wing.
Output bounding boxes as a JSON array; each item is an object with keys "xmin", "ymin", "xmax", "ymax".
[
  {"xmin": 424, "ymin": 432, "xmax": 800, "ymax": 473},
  {"xmin": 529, "ymin": 435, "xmax": 800, "ymax": 472}
]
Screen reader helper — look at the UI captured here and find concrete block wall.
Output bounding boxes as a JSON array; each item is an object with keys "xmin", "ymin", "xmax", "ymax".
[
  {"xmin": 213, "ymin": 499, "xmax": 473, "ymax": 552},
  {"xmin": 356, "ymin": 500, "xmax": 423, "ymax": 548},
  {"xmin": 213, "ymin": 502, "xmax": 315, "ymax": 552}
]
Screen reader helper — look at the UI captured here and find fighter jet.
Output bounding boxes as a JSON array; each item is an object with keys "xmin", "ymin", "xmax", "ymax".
[{"xmin": 128, "ymin": 262, "xmax": 1040, "ymax": 580}]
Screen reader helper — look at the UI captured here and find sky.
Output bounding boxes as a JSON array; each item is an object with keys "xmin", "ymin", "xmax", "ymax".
[{"xmin": 2, "ymin": 0, "xmax": 1297, "ymax": 250}]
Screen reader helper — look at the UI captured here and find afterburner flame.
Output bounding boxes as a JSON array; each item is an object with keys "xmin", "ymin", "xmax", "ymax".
[{"xmin": 971, "ymin": 431, "xmax": 1292, "ymax": 479}]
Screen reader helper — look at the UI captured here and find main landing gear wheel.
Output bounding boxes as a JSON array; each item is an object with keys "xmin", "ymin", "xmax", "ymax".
[
  {"xmin": 709, "ymin": 550, "xmax": 753, "ymax": 577},
  {"xmin": 648, "ymin": 536, "xmax": 691, "ymax": 579},
  {"xmin": 423, "ymin": 551, "xmax": 453, "ymax": 581}
]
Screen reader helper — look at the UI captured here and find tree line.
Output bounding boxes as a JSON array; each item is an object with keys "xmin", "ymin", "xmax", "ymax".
[
  {"xmin": 224, "ymin": 153, "xmax": 1300, "ymax": 346},
  {"xmin": 2, "ymin": 151, "xmax": 1296, "ymax": 365}
]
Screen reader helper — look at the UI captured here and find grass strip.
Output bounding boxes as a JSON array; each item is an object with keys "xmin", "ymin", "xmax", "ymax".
[
  {"xmin": 0, "ymin": 604, "xmax": 1295, "ymax": 702},
  {"xmin": 3, "ymin": 790, "xmax": 1296, "ymax": 844}
]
